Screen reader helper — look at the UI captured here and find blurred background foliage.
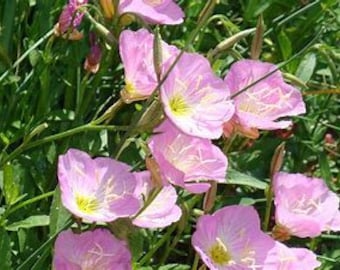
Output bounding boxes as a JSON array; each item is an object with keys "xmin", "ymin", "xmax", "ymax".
[{"xmin": 0, "ymin": 0, "xmax": 339, "ymax": 269}]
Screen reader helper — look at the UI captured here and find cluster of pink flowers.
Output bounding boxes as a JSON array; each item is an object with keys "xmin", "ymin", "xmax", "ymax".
[
  {"xmin": 192, "ymin": 205, "xmax": 321, "ymax": 269},
  {"xmin": 52, "ymin": 1, "xmax": 340, "ymax": 269},
  {"xmin": 54, "ymin": 148, "xmax": 182, "ymax": 268}
]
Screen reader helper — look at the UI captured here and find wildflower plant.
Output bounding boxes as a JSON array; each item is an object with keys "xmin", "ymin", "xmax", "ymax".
[{"xmin": 0, "ymin": 0, "xmax": 339, "ymax": 269}]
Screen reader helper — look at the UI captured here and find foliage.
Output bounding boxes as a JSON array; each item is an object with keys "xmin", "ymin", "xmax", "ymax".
[{"xmin": 0, "ymin": 0, "xmax": 339, "ymax": 269}]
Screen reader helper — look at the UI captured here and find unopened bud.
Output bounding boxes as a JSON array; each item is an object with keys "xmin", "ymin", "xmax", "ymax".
[
  {"xmin": 24, "ymin": 123, "xmax": 48, "ymax": 143},
  {"xmin": 145, "ymin": 157, "xmax": 164, "ymax": 188},
  {"xmin": 119, "ymin": 13, "xmax": 135, "ymax": 26},
  {"xmin": 272, "ymin": 224, "xmax": 291, "ymax": 241},
  {"xmin": 153, "ymin": 26, "xmax": 163, "ymax": 82},
  {"xmin": 250, "ymin": 14, "xmax": 264, "ymax": 60},
  {"xmin": 208, "ymin": 28, "xmax": 256, "ymax": 60},
  {"xmin": 100, "ymin": 0, "xmax": 115, "ymax": 19},
  {"xmin": 84, "ymin": 33, "xmax": 102, "ymax": 74},
  {"xmin": 270, "ymin": 142, "xmax": 285, "ymax": 178},
  {"xmin": 203, "ymin": 182, "xmax": 217, "ymax": 213}
]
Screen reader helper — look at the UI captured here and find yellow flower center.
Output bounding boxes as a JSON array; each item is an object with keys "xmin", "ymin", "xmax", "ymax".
[
  {"xmin": 169, "ymin": 94, "xmax": 190, "ymax": 116},
  {"xmin": 209, "ymin": 239, "xmax": 231, "ymax": 266},
  {"xmin": 125, "ymin": 81, "xmax": 136, "ymax": 94},
  {"xmin": 75, "ymin": 194, "xmax": 99, "ymax": 214}
]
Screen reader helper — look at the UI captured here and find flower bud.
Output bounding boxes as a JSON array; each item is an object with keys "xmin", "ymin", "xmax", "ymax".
[
  {"xmin": 100, "ymin": 0, "xmax": 115, "ymax": 19},
  {"xmin": 84, "ymin": 33, "xmax": 102, "ymax": 74}
]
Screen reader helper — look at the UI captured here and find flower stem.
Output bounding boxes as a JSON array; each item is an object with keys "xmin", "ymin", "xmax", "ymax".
[
  {"xmin": 0, "ymin": 124, "xmax": 128, "ymax": 167},
  {"xmin": 191, "ymin": 253, "xmax": 200, "ymax": 270},
  {"xmin": 91, "ymin": 98, "xmax": 125, "ymax": 125},
  {"xmin": 263, "ymin": 184, "xmax": 274, "ymax": 232},
  {"xmin": 138, "ymin": 224, "xmax": 177, "ymax": 266}
]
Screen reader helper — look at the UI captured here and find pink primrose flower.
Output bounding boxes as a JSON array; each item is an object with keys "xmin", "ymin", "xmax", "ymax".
[
  {"xmin": 57, "ymin": 148, "xmax": 140, "ymax": 222},
  {"xmin": 148, "ymin": 120, "xmax": 228, "ymax": 193},
  {"xmin": 223, "ymin": 59, "xmax": 305, "ymax": 136},
  {"xmin": 273, "ymin": 172, "xmax": 340, "ymax": 238},
  {"xmin": 192, "ymin": 205, "xmax": 275, "ymax": 269},
  {"xmin": 263, "ymin": 241, "xmax": 320, "ymax": 270},
  {"xmin": 119, "ymin": 29, "xmax": 179, "ymax": 103},
  {"xmin": 132, "ymin": 171, "xmax": 182, "ymax": 228},
  {"xmin": 53, "ymin": 229, "xmax": 132, "ymax": 270},
  {"xmin": 161, "ymin": 52, "xmax": 235, "ymax": 139},
  {"xmin": 119, "ymin": 0, "xmax": 184, "ymax": 25}
]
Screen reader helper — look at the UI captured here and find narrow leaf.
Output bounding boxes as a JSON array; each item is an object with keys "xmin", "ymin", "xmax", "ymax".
[
  {"xmin": 0, "ymin": 228, "xmax": 12, "ymax": 270},
  {"xmin": 227, "ymin": 169, "xmax": 268, "ymax": 190},
  {"xmin": 49, "ymin": 186, "xmax": 71, "ymax": 236},
  {"xmin": 5, "ymin": 215, "xmax": 50, "ymax": 231}
]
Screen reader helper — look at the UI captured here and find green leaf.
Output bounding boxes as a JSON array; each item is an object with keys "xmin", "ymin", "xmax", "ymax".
[
  {"xmin": 244, "ymin": 0, "xmax": 274, "ymax": 19},
  {"xmin": 0, "ymin": 228, "xmax": 12, "ymax": 270},
  {"xmin": 3, "ymin": 163, "xmax": 20, "ymax": 205},
  {"xmin": 49, "ymin": 186, "xmax": 71, "ymax": 236},
  {"xmin": 296, "ymin": 53, "xmax": 316, "ymax": 82},
  {"xmin": 239, "ymin": 197, "xmax": 257, "ymax": 205},
  {"xmin": 128, "ymin": 229, "xmax": 145, "ymax": 261},
  {"xmin": 5, "ymin": 215, "xmax": 49, "ymax": 231},
  {"xmin": 278, "ymin": 30, "xmax": 292, "ymax": 61},
  {"xmin": 318, "ymin": 152, "xmax": 333, "ymax": 190},
  {"xmin": 159, "ymin": 264, "xmax": 190, "ymax": 270},
  {"xmin": 134, "ymin": 267, "xmax": 153, "ymax": 270},
  {"xmin": 227, "ymin": 169, "xmax": 268, "ymax": 190}
]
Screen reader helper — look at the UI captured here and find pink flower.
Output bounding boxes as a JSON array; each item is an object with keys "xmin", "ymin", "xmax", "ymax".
[
  {"xmin": 58, "ymin": 148, "xmax": 140, "ymax": 222},
  {"xmin": 273, "ymin": 172, "xmax": 340, "ymax": 238},
  {"xmin": 263, "ymin": 241, "xmax": 320, "ymax": 270},
  {"xmin": 119, "ymin": 29, "xmax": 179, "ymax": 103},
  {"xmin": 192, "ymin": 205, "xmax": 275, "ymax": 269},
  {"xmin": 56, "ymin": 0, "xmax": 88, "ymax": 35},
  {"xmin": 119, "ymin": 0, "xmax": 184, "ymax": 25},
  {"xmin": 53, "ymin": 229, "xmax": 132, "ymax": 270},
  {"xmin": 161, "ymin": 53, "xmax": 235, "ymax": 139},
  {"xmin": 132, "ymin": 171, "xmax": 182, "ymax": 228},
  {"xmin": 149, "ymin": 120, "xmax": 228, "ymax": 193},
  {"xmin": 223, "ymin": 60, "xmax": 305, "ymax": 136}
]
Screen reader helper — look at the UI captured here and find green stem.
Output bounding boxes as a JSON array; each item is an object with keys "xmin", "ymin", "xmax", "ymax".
[
  {"xmin": 191, "ymin": 253, "xmax": 200, "ymax": 270},
  {"xmin": 264, "ymin": 0, "xmax": 320, "ymax": 36},
  {"xmin": 75, "ymin": 70, "xmax": 91, "ymax": 117},
  {"xmin": 91, "ymin": 98, "xmax": 125, "ymax": 125},
  {"xmin": 0, "ymin": 124, "xmax": 127, "ymax": 167},
  {"xmin": 132, "ymin": 187, "xmax": 163, "ymax": 221},
  {"xmin": 138, "ymin": 224, "xmax": 177, "ymax": 266},
  {"xmin": 84, "ymin": 12, "xmax": 117, "ymax": 44},
  {"xmin": 6, "ymin": 191, "xmax": 54, "ymax": 217},
  {"xmin": 159, "ymin": 195, "xmax": 203, "ymax": 265},
  {"xmin": 17, "ymin": 218, "xmax": 73, "ymax": 270},
  {"xmin": 223, "ymin": 133, "xmax": 237, "ymax": 154},
  {"xmin": 0, "ymin": 28, "xmax": 55, "ymax": 83},
  {"xmin": 263, "ymin": 184, "xmax": 274, "ymax": 231}
]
